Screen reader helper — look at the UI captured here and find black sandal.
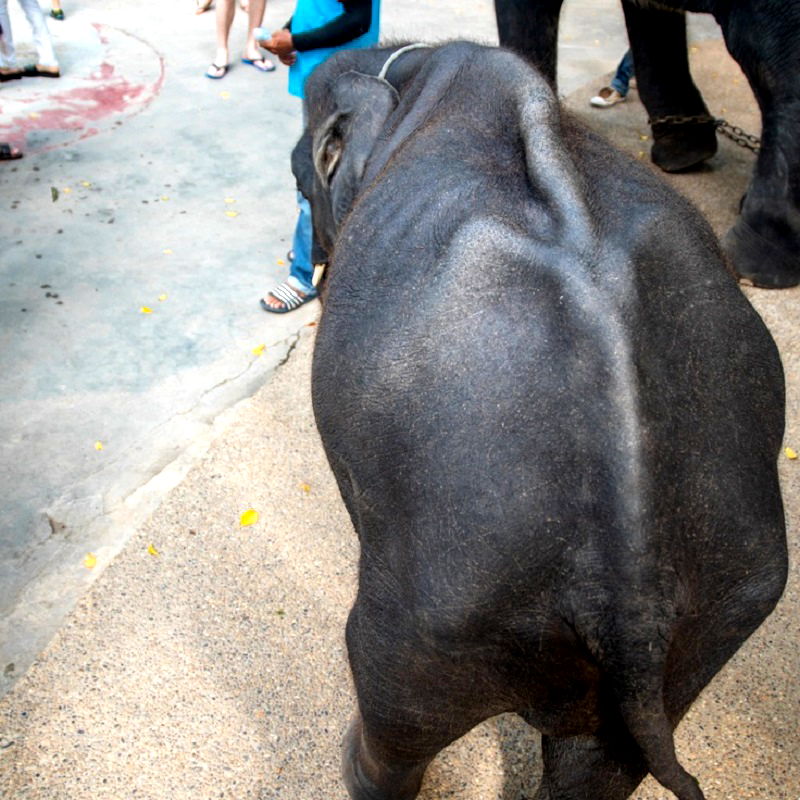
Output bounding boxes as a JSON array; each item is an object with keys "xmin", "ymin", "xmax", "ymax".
[{"xmin": 0, "ymin": 143, "xmax": 23, "ymax": 161}]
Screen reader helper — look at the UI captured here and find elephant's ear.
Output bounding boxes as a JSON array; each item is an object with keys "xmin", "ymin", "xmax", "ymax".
[{"xmin": 312, "ymin": 71, "xmax": 399, "ymax": 226}]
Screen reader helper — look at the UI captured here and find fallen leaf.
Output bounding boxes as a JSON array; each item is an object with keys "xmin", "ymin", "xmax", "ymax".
[
  {"xmin": 252, "ymin": 344, "xmax": 266, "ymax": 356},
  {"xmin": 225, "ymin": 210, "xmax": 240, "ymax": 218},
  {"xmin": 147, "ymin": 543, "xmax": 160, "ymax": 556},
  {"xmin": 158, "ymin": 293, "xmax": 168, "ymax": 302},
  {"xmin": 94, "ymin": 440, "xmax": 104, "ymax": 451},
  {"xmin": 785, "ymin": 446, "xmax": 798, "ymax": 460},
  {"xmin": 51, "ymin": 187, "xmax": 59, "ymax": 202},
  {"xmin": 83, "ymin": 553, "xmax": 97, "ymax": 569},
  {"xmin": 140, "ymin": 306, "xmax": 153, "ymax": 314},
  {"xmin": 306, "ymin": 321, "xmax": 317, "ymax": 327},
  {"xmin": 275, "ymin": 608, "xmax": 285, "ymax": 617},
  {"xmin": 240, "ymin": 509, "xmax": 259, "ymax": 527}
]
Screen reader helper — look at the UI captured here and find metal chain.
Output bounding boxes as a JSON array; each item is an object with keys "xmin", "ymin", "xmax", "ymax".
[
  {"xmin": 648, "ymin": 114, "xmax": 761, "ymax": 154},
  {"xmin": 715, "ymin": 119, "xmax": 761, "ymax": 154}
]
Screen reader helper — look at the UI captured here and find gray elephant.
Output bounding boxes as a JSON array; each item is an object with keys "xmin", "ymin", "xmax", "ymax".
[
  {"xmin": 292, "ymin": 41, "xmax": 788, "ymax": 800},
  {"xmin": 494, "ymin": 0, "xmax": 800, "ymax": 289}
]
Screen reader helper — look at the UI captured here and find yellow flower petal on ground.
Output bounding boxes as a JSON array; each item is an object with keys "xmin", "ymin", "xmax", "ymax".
[
  {"xmin": 94, "ymin": 440, "xmax": 104, "ymax": 451},
  {"xmin": 639, "ymin": 134, "xmax": 649, "ymax": 142},
  {"xmin": 161, "ymin": 195, "xmax": 169, "ymax": 202},
  {"xmin": 81, "ymin": 181, "xmax": 91, "ymax": 187},
  {"xmin": 83, "ymin": 553, "xmax": 97, "ymax": 569},
  {"xmin": 240, "ymin": 509, "xmax": 259, "ymax": 527},
  {"xmin": 220, "ymin": 91, "xmax": 231, "ymax": 100},
  {"xmin": 785, "ymin": 446, "xmax": 798, "ymax": 460},
  {"xmin": 224, "ymin": 197, "xmax": 236, "ymax": 204},
  {"xmin": 163, "ymin": 248, "xmax": 173, "ymax": 255},
  {"xmin": 62, "ymin": 187, "xmax": 72, "ymax": 194},
  {"xmin": 225, "ymin": 210, "xmax": 240, "ymax": 218},
  {"xmin": 277, "ymin": 259, "xmax": 285, "ymax": 267},
  {"xmin": 252, "ymin": 344, "xmax": 266, "ymax": 356},
  {"xmin": 300, "ymin": 483, "xmax": 311, "ymax": 494},
  {"xmin": 158, "ymin": 293, "xmax": 168, "ymax": 302},
  {"xmin": 140, "ymin": 306, "xmax": 153, "ymax": 314},
  {"xmin": 147, "ymin": 543, "xmax": 160, "ymax": 556}
]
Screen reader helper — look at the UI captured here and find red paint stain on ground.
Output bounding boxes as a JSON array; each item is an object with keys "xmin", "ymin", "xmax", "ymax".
[{"xmin": 0, "ymin": 24, "xmax": 165, "ymax": 151}]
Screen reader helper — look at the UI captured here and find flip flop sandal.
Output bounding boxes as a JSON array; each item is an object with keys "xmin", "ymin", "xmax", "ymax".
[
  {"xmin": 0, "ymin": 70, "xmax": 22, "ymax": 82},
  {"xmin": 260, "ymin": 283, "xmax": 318, "ymax": 314},
  {"xmin": 0, "ymin": 143, "xmax": 23, "ymax": 161},
  {"xmin": 205, "ymin": 62, "xmax": 229, "ymax": 79},
  {"xmin": 49, "ymin": 9, "xmax": 64, "ymax": 20},
  {"xmin": 242, "ymin": 57, "xmax": 276, "ymax": 73},
  {"xmin": 22, "ymin": 65, "xmax": 60, "ymax": 78}
]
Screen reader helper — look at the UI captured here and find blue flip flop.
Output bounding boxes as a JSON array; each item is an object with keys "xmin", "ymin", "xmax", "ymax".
[
  {"xmin": 205, "ymin": 63, "xmax": 228, "ymax": 79},
  {"xmin": 241, "ymin": 57, "xmax": 276, "ymax": 73}
]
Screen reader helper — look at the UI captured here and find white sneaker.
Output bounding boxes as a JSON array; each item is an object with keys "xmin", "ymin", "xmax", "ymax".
[{"xmin": 590, "ymin": 87, "xmax": 627, "ymax": 108}]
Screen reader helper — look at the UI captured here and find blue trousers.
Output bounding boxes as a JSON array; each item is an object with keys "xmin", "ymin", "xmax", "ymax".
[
  {"xmin": 610, "ymin": 50, "xmax": 634, "ymax": 97},
  {"xmin": 287, "ymin": 191, "xmax": 315, "ymax": 295}
]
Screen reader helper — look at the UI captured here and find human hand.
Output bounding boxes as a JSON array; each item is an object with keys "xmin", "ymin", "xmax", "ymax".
[{"xmin": 263, "ymin": 28, "xmax": 295, "ymax": 59}]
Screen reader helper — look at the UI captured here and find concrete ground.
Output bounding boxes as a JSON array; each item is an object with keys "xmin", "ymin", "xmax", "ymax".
[{"xmin": 1, "ymin": 0, "xmax": 797, "ymax": 799}]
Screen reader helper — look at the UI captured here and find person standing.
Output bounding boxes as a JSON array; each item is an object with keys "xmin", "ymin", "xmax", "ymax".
[
  {"xmin": 205, "ymin": 0, "xmax": 274, "ymax": 79},
  {"xmin": 259, "ymin": 0, "xmax": 380, "ymax": 313},
  {"xmin": 0, "ymin": 0, "xmax": 60, "ymax": 78}
]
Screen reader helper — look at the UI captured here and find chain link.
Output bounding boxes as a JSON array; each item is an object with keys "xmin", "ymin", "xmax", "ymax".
[
  {"xmin": 647, "ymin": 114, "xmax": 761, "ymax": 154},
  {"xmin": 715, "ymin": 119, "xmax": 761, "ymax": 154}
]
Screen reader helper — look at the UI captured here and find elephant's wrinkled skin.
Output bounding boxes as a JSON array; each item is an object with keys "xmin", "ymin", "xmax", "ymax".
[
  {"xmin": 292, "ymin": 42, "xmax": 788, "ymax": 800},
  {"xmin": 494, "ymin": 0, "xmax": 800, "ymax": 288}
]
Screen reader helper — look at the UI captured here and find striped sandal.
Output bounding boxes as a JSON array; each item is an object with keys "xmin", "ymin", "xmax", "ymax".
[{"xmin": 260, "ymin": 282, "xmax": 318, "ymax": 314}]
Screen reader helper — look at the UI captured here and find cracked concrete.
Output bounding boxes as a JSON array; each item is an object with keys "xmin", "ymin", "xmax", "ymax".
[{"xmin": 0, "ymin": 0, "xmax": 318, "ymax": 696}]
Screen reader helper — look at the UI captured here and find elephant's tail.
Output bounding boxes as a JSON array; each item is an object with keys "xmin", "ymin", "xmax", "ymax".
[{"xmin": 610, "ymin": 657, "xmax": 706, "ymax": 800}]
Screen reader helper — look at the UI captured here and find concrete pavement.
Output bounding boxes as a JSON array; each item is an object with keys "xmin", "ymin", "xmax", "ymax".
[{"xmin": 1, "ymin": 0, "xmax": 797, "ymax": 798}]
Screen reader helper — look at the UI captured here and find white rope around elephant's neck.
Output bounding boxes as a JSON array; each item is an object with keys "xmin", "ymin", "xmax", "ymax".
[{"xmin": 377, "ymin": 43, "xmax": 431, "ymax": 80}]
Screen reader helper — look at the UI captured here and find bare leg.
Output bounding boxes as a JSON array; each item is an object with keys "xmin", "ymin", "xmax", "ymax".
[
  {"xmin": 213, "ymin": 0, "xmax": 236, "ymax": 68},
  {"xmin": 243, "ymin": 0, "xmax": 266, "ymax": 61}
]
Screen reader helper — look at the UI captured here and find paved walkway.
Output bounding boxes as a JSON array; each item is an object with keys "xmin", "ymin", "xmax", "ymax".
[{"xmin": 1, "ymin": 1, "xmax": 796, "ymax": 799}]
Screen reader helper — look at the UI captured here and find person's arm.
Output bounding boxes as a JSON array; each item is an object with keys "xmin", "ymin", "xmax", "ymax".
[{"xmin": 290, "ymin": 0, "xmax": 371, "ymax": 52}]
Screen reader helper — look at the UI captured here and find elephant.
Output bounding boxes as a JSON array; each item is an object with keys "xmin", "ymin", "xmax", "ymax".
[
  {"xmin": 292, "ymin": 40, "xmax": 788, "ymax": 800},
  {"xmin": 494, "ymin": 0, "xmax": 800, "ymax": 289}
]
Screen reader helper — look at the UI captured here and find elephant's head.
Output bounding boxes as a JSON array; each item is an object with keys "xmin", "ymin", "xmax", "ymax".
[{"xmin": 291, "ymin": 67, "xmax": 400, "ymax": 262}]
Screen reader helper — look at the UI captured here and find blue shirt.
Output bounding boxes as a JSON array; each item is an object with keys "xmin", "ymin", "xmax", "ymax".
[{"xmin": 288, "ymin": 0, "xmax": 381, "ymax": 98}]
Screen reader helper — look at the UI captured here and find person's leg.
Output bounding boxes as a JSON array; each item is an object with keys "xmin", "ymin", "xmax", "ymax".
[
  {"xmin": 243, "ymin": 0, "xmax": 265, "ymax": 61},
  {"xmin": 17, "ymin": 0, "xmax": 59, "ymax": 70},
  {"xmin": 212, "ymin": 0, "xmax": 235, "ymax": 70},
  {"xmin": 261, "ymin": 193, "xmax": 317, "ymax": 312},
  {"xmin": 610, "ymin": 49, "xmax": 634, "ymax": 97},
  {"xmin": 0, "ymin": 0, "xmax": 19, "ymax": 72}
]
